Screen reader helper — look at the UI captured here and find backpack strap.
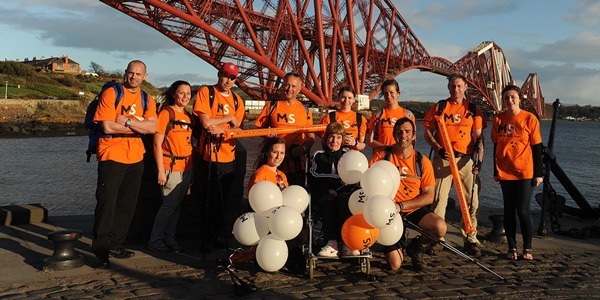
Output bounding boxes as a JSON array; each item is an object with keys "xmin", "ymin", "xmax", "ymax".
[
  {"xmin": 329, "ymin": 111, "xmax": 336, "ymax": 123},
  {"xmin": 467, "ymin": 101, "xmax": 477, "ymax": 118},
  {"xmin": 370, "ymin": 108, "xmax": 384, "ymax": 142},
  {"xmin": 435, "ymin": 99, "xmax": 447, "ymax": 116},
  {"xmin": 404, "ymin": 108, "xmax": 414, "ymax": 121},
  {"xmin": 355, "ymin": 112, "xmax": 363, "ymax": 140}
]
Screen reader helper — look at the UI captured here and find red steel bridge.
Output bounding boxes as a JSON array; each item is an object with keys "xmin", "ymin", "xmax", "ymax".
[{"xmin": 101, "ymin": 0, "xmax": 545, "ymax": 117}]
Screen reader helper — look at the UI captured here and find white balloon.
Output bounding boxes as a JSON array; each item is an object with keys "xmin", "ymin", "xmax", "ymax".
[
  {"xmin": 348, "ymin": 189, "xmax": 368, "ymax": 215},
  {"xmin": 232, "ymin": 212, "xmax": 269, "ymax": 246},
  {"xmin": 282, "ymin": 185, "xmax": 310, "ymax": 213},
  {"xmin": 376, "ymin": 213, "xmax": 404, "ymax": 246},
  {"xmin": 371, "ymin": 160, "xmax": 401, "ymax": 198},
  {"xmin": 248, "ymin": 181, "xmax": 283, "ymax": 213},
  {"xmin": 268, "ymin": 205, "xmax": 303, "ymax": 241},
  {"xmin": 256, "ymin": 235, "xmax": 289, "ymax": 272},
  {"xmin": 337, "ymin": 150, "xmax": 369, "ymax": 184},
  {"xmin": 360, "ymin": 166, "xmax": 395, "ymax": 197},
  {"xmin": 363, "ymin": 195, "xmax": 397, "ymax": 229}
]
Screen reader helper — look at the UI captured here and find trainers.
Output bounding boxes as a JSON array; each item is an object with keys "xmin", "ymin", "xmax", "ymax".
[
  {"xmin": 406, "ymin": 237, "xmax": 427, "ymax": 271},
  {"xmin": 317, "ymin": 245, "xmax": 338, "ymax": 257},
  {"xmin": 464, "ymin": 241, "xmax": 481, "ymax": 256},
  {"xmin": 341, "ymin": 244, "xmax": 360, "ymax": 256},
  {"xmin": 109, "ymin": 247, "xmax": 135, "ymax": 259},
  {"xmin": 165, "ymin": 240, "xmax": 183, "ymax": 253},
  {"xmin": 148, "ymin": 241, "xmax": 170, "ymax": 253}
]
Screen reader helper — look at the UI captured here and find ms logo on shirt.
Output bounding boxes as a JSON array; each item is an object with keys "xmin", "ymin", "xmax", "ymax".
[
  {"xmin": 497, "ymin": 123, "xmax": 514, "ymax": 135},
  {"xmin": 443, "ymin": 113, "xmax": 463, "ymax": 124},
  {"xmin": 277, "ymin": 113, "xmax": 297, "ymax": 124},
  {"xmin": 217, "ymin": 103, "xmax": 231, "ymax": 115},
  {"xmin": 121, "ymin": 104, "xmax": 138, "ymax": 116}
]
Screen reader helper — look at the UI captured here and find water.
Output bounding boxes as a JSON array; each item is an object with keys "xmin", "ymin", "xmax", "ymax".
[{"xmin": 0, "ymin": 120, "xmax": 598, "ymax": 216}]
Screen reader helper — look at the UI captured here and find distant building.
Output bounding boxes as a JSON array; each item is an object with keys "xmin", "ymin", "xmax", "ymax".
[{"xmin": 20, "ymin": 56, "xmax": 81, "ymax": 73}]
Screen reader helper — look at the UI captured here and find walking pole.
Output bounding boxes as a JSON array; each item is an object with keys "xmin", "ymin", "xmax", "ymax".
[
  {"xmin": 212, "ymin": 135, "xmax": 232, "ymax": 259},
  {"xmin": 403, "ymin": 217, "xmax": 505, "ymax": 281},
  {"xmin": 201, "ymin": 137, "xmax": 213, "ymax": 261}
]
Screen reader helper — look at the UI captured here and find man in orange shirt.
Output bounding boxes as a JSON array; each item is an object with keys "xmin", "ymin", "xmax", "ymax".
[
  {"xmin": 92, "ymin": 60, "xmax": 157, "ymax": 268},
  {"xmin": 422, "ymin": 73, "xmax": 486, "ymax": 256},
  {"xmin": 254, "ymin": 72, "xmax": 315, "ymax": 186},
  {"xmin": 370, "ymin": 118, "xmax": 446, "ymax": 271},
  {"xmin": 193, "ymin": 62, "xmax": 245, "ymax": 253}
]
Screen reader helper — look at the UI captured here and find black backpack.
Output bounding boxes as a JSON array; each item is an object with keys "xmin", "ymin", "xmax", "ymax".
[
  {"xmin": 84, "ymin": 81, "xmax": 149, "ymax": 162},
  {"xmin": 328, "ymin": 111, "xmax": 363, "ymax": 140}
]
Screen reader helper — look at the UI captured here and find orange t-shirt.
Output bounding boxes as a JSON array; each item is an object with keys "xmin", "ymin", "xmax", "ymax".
[
  {"xmin": 156, "ymin": 108, "xmax": 193, "ymax": 172},
  {"xmin": 367, "ymin": 106, "xmax": 415, "ymax": 156},
  {"xmin": 94, "ymin": 87, "xmax": 157, "ymax": 164},
  {"xmin": 247, "ymin": 165, "xmax": 288, "ymax": 194},
  {"xmin": 491, "ymin": 110, "xmax": 542, "ymax": 180},
  {"xmin": 370, "ymin": 149, "xmax": 435, "ymax": 214},
  {"xmin": 320, "ymin": 110, "xmax": 367, "ymax": 140},
  {"xmin": 254, "ymin": 100, "xmax": 314, "ymax": 146},
  {"xmin": 422, "ymin": 99, "xmax": 487, "ymax": 155},
  {"xmin": 193, "ymin": 86, "xmax": 245, "ymax": 163}
]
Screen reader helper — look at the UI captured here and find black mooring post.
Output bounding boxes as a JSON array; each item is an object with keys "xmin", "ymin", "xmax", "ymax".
[{"xmin": 537, "ymin": 99, "xmax": 560, "ymax": 236}]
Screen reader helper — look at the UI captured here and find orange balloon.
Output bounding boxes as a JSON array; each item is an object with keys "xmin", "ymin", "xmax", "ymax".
[{"xmin": 341, "ymin": 214, "xmax": 379, "ymax": 250}]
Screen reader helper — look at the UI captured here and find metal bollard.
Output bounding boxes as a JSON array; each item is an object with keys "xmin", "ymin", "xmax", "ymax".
[
  {"xmin": 485, "ymin": 214, "xmax": 507, "ymax": 244},
  {"xmin": 43, "ymin": 229, "xmax": 84, "ymax": 271}
]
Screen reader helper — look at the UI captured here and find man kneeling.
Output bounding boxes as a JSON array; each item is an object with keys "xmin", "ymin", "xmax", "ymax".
[{"xmin": 370, "ymin": 117, "xmax": 447, "ymax": 271}]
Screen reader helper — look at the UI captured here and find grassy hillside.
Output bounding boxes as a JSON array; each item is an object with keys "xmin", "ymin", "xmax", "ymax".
[{"xmin": 0, "ymin": 61, "xmax": 161, "ymax": 101}]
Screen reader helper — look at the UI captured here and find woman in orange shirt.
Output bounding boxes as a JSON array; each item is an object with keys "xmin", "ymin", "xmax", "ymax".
[
  {"xmin": 148, "ymin": 80, "xmax": 194, "ymax": 253},
  {"xmin": 248, "ymin": 137, "xmax": 288, "ymax": 192},
  {"xmin": 320, "ymin": 86, "xmax": 368, "ymax": 151},
  {"xmin": 492, "ymin": 85, "xmax": 543, "ymax": 261}
]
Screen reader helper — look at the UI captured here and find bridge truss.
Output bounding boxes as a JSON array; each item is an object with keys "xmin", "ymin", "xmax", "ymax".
[{"xmin": 101, "ymin": 0, "xmax": 545, "ymax": 117}]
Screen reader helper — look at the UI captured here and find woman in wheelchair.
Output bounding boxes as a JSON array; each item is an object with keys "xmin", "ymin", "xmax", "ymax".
[{"xmin": 308, "ymin": 122, "xmax": 361, "ymax": 257}]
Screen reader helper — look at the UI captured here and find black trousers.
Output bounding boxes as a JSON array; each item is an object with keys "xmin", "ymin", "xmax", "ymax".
[
  {"xmin": 93, "ymin": 160, "xmax": 144, "ymax": 254},
  {"xmin": 196, "ymin": 159, "xmax": 235, "ymax": 241},
  {"xmin": 501, "ymin": 179, "xmax": 534, "ymax": 251}
]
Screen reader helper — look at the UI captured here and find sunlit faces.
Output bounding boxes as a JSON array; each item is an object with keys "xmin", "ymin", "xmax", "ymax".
[
  {"xmin": 448, "ymin": 77, "xmax": 467, "ymax": 101},
  {"xmin": 394, "ymin": 121, "xmax": 415, "ymax": 148},
  {"xmin": 124, "ymin": 62, "xmax": 147, "ymax": 89},
  {"xmin": 502, "ymin": 89, "xmax": 521, "ymax": 110},
  {"xmin": 382, "ymin": 84, "xmax": 399, "ymax": 105},
  {"xmin": 326, "ymin": 133, "xmax": 344, "ymax": 151},
  {"xmin": 174, "ymin": 84, "xmax": 192, "ymax": 108},
  {"xmin": 267, "ymin": 143, "xmax": 286, "ymax": 168},
  {"xmin": 339, "ymin": 90, "xmax": 355, "ymax": 111},
  {"xmin": 216, "ymin": 72, "xmax": 237, "ymax": 92},
  {"xmin": 282, "ymin": 75, "xmax": 302, "ymax": 101}
]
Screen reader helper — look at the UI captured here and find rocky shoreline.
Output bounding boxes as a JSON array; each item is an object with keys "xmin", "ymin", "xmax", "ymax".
[{"xmin": 0, "ymin": 121, "xmax": 86, "ymax": 138}]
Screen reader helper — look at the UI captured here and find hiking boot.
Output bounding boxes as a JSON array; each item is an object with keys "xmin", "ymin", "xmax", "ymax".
[
  {"xmin": 109, "ymin": 247, "xmax": 135, "ymax": 259},
  {"xmin": 464, "ymin": 241, "xmax": 481, "ymax": 256},
  {"xmin": 147, "ymin": 240, "xmax": 170, "ymax": 253},
  {"xmin": 406, "ymin": 237, "xmax": 427, "ymax": 271},
  {"xmin": 427, "ymin": 243, "xmax": 444, "ymax": 255},
  {"xmin": 165, "ymin": 240, "xmax": 183, "ymax": 253}
]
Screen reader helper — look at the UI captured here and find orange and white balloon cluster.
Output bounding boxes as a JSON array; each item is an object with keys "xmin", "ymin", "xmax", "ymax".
[
  {"xmin": 233, "ymin": 182, "xmax": 309, "ymax": 272},
  {"xmin": 338, "ymin": 150, "xmax": 405, "ymax": 250}
]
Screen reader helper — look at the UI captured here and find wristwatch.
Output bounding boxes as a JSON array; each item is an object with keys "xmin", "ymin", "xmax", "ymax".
[{"xmin": 125, "ymin": 119, "xmax": 132, "ymax": 127}]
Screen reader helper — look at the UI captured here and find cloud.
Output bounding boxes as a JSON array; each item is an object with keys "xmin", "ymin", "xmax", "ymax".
[
  {"xmin": 0, "ymin": 1, "xmax": 176, "ymax": 54},
  {"xmin": 565, "ymin": 0, "xmax": 600, "ymax": 27},
  {"xmin": 523, "ymin": 32, "xmax": 600, "ymax": 64}
]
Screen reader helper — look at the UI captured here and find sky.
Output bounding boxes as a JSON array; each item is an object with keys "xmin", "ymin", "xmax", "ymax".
[{"xmin": 1, "ymin": 0, "xmax": 599, "ymax": 106}]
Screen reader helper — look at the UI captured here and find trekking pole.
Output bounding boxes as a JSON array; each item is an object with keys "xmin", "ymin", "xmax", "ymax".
[
  {"xmin": 403, "ymin": 217, "xmax": 505, "ymax": 281},
  {"xmin": 201, "ymin": 139, "xmax": 213, "ymax": 262},
  {"xmin": 213, "ymin": 135, "xmax": 231, "ymax": 259}
]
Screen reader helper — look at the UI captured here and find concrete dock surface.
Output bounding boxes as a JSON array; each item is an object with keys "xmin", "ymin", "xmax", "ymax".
[{"xmin": 1, "ymin": 206, "xmax": 599, "ymax": 299}]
